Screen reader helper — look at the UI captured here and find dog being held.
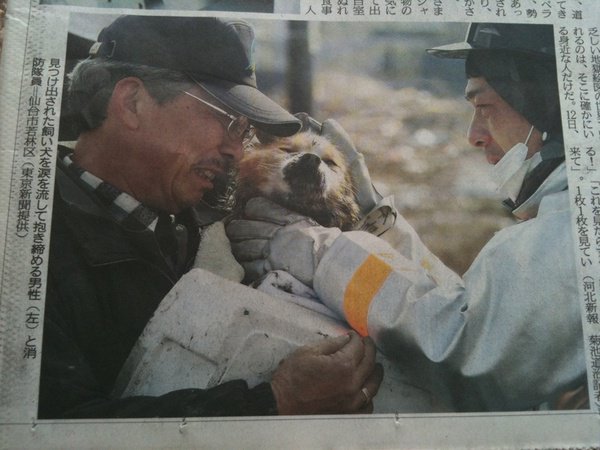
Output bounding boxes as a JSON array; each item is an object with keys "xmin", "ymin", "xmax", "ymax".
[
  {"xmin": 234, "ymin": 131, "xmax": 360, "ymax": 231},
  {"xmin": 194, "ymin": 123, "xmax": 360, "ymax": 291}
]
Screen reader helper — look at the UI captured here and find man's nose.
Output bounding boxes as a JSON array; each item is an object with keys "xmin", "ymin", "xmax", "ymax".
[{"xmin": 467, "ymin": 112, "xmax": 491, "ymax": 148}]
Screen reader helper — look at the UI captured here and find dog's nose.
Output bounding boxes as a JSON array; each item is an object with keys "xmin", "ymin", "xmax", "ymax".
[
  {"xmin": 283, "ymin": 152, "xmax": 323, "ymax": 189},
  {"xmin": 298, "ymin": 153, "xmax": 321, "ymax": 169}
]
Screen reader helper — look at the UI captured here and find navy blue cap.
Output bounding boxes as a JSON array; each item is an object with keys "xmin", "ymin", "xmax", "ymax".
[{"xmin": 89, "ymin": 15, "xmax": 301, "ymax": 137}]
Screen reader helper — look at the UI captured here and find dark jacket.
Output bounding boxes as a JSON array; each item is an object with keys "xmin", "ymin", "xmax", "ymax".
[{"xmin": 38, "ymin": 160, "xmax": 276, "ymax": 418}]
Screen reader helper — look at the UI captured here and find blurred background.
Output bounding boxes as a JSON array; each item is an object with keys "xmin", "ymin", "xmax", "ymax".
[{"xmin": 62, "ymin": 15, "xmax": 515, "ymax": 275}]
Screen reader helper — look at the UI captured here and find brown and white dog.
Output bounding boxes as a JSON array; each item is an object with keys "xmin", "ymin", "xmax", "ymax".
[{"xmin": 234, "ymin": 131, "xmax": 360, "ymax": 231}]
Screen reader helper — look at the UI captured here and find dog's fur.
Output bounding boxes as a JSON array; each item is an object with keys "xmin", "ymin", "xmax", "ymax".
[{"xmin": 234, "ymin": 131, "xmax": 360, "ymax": 231}]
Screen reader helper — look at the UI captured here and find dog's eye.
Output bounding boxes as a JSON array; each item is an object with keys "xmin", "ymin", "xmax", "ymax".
[
  {"xmin": 279, "ymin": 146, "xmax": 298, "ymax": 155},
  {"xmin": 323, "ymin": 159, "xmax": 339, "ymax": 168}
]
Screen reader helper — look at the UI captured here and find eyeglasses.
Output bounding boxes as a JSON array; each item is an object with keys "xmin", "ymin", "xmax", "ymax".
[{"xmin": 182, "ymin": 91, "xmax": 256, "ymax": 145}]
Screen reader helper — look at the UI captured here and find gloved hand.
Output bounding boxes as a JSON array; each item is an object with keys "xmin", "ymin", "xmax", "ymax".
[
  {"xmin": 226, "ymin": 197, "xmax": 341, "ymax": 286},
  {"xmin": 295, "ymin": 114, "xmax": 397, "ymax": 236},
  {"xmin": 192, "ymin": 221, "xmax": 244, "ymax": 283},
  {"xmin": 320, "ymin": 118, "xmax": 384, "ymax": 216}
]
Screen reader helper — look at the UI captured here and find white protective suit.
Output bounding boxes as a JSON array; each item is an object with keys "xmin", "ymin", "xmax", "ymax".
[{"xmin": 311, "ymin": 158, "xmax": 586, "ymax": 411}]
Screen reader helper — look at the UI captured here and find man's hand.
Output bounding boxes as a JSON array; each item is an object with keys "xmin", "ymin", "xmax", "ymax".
[
  {"xmin": 227, "ymin": 197, "xmax": 341, "ymax": 285},
  {"xmin": 271, "ymin": 332, "xmax": 383, "ymax": 415}
]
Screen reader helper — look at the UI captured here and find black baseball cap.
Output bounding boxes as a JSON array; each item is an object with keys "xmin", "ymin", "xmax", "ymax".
[
  {"xmin": 427, "ymin": 22, "xmax": 555, "ymax": 59},
  {"xmin": 89, "ymin": 15, "xmax": 301, "ymax": 137}
]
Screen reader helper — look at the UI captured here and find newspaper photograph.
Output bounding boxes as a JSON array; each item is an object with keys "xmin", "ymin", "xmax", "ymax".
[{"xmin": 0, "ymin": 0, "xmax": 599, "ymax": 448}]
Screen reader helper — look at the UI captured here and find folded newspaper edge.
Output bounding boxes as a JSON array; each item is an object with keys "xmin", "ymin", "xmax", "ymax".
[{"xmin": 1, "ymin": 0, "xmax": 600, "ymax": 447}]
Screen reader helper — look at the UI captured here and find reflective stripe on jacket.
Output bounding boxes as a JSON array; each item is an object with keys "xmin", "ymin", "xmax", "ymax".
[{"xmin": 314, "ymin": 161, "xmax": 585, "ymax": 411}]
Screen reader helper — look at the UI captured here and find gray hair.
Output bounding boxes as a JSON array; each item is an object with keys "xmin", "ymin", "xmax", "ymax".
[{"xmin": 67, "ymin": 58, "xmax": 195, "ymax": 131}]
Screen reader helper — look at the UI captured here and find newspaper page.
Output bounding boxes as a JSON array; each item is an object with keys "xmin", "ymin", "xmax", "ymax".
[{"xmin": 1, "ymin": 0, "xmax": 599, "ymax": 448}]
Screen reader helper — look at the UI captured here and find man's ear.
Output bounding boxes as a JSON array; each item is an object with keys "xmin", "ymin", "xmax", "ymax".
[{"xmin": 107, "ymin": 77, "xmax": 146, "ymax": 130}]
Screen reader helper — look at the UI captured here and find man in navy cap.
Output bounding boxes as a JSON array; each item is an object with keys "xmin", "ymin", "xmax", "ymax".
[
  {"xmin": 39, "ymin": 15, "xmax": 382, "ymax": 418},
  {"xmin": 228, "ymin": 23, "xmax": 588, "ymax": 411}
]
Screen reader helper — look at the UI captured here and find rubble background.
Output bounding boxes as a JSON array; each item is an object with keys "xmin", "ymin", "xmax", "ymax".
[{"xmin": 318, "ymin": 74, "xmax": 514, "ymax": 275}]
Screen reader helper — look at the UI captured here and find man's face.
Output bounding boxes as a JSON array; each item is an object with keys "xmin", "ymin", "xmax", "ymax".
[
  {"xmin": 133, "ymin": 86, "xmax": 244, "ymax": 213},
  {"xmin": 465, "ymin": 77, "xmax": 539, "ymax": 165}
]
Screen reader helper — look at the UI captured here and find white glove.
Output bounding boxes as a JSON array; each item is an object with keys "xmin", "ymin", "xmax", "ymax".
[
  {"xmin": 321, "ymin": 119, "xmax": 382, "ymax": 215},
  {"xmin": 320, "ymin": 119, "xmax": 397, "ymax": 236},
  {"xmin": 226, "ymin": 197, "xmax": 341, "ymax": 286},
  {"xmin": 192, "ymin": 222, "xmax": 244, "ymax": 283}
]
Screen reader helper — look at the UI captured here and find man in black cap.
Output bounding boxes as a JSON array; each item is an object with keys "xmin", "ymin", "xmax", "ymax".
[
  {"xmin": 39, "ymin": 15, "xmax": 382, "ymax": 418},
  {"xmin": 228, "ymin": 23, "xmax": 588, "ymax": 411}
]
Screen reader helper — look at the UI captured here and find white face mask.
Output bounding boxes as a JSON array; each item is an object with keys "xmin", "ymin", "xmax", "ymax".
[{"xmin": 491, "ymin": 125, "xmax": 537, "ymax": 201}]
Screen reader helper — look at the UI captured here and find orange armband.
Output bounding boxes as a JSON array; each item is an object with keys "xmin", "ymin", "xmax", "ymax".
[{"xmin": 343, "ymin": 254, "xmax": 392, "ymax": 336}]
